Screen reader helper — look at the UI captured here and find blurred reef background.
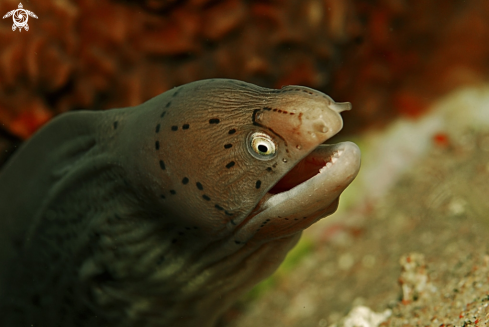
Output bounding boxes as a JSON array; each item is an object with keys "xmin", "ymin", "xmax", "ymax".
[
  {"xmin": 2, "ymin": 0, "xmax": 489, "ymax": 159},
  {"xmin": 2, "ymin": 0, "xmax": 489, "ymax": 326}
]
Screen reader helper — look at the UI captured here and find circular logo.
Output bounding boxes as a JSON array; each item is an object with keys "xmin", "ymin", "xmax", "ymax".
[
  {"xmin": 13, "ymin": 9, "xmax": 28, "ymax": 28},
  {"xmin": 2, "ymin": 3, "xmax": 38, "ymax": 32}
]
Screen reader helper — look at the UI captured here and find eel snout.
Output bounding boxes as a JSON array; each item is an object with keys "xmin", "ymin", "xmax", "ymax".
[{"xmin": 236, "ymin": 141, "xmax": 360, "ymax": 241}]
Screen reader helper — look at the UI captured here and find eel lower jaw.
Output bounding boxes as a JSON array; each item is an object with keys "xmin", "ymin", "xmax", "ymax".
[{"xmin": 235, "ymin": 141, "xmax": 361, "ymax": 242}]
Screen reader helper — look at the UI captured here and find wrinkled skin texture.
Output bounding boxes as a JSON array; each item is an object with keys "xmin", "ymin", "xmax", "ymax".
[{"xmin": 0, "ymin": 79, "xmax": 360, "ymax": 327}]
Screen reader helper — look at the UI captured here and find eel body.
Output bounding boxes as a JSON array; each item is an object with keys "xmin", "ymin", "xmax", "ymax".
[{"xmin": 0, "ymin": 79, "xmax": 361, "ymax": 327}]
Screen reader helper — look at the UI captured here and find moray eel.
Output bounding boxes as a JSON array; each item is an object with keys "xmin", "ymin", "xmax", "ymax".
[{"xmin": 0, "ymin": 79, "xmax": 360, "ymax": 327}]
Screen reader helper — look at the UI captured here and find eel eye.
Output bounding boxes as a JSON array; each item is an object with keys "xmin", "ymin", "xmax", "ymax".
[{"xmin": 247, "ymin": 132, "xmax": 276, "ymax": 160}]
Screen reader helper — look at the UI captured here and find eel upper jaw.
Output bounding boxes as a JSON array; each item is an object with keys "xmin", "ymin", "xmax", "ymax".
[{"xmin": 235, "ymin": 141, "xmax": 361, "ymax": 242}]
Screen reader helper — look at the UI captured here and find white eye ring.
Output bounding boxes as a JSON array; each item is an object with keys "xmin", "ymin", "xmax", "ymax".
[{"xmin": 247, "ymin": 132, "xmax": 277, "ymax": 160}]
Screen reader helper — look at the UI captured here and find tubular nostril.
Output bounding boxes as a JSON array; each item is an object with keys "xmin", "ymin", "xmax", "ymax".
[{"xmin": 329, "ymin": 102, "xmax": 352, "ymax": 113}]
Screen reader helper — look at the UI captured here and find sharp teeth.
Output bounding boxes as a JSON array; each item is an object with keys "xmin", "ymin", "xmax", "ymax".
[{"xmin": 319, "ymin": 149, "xmax": 343, "ymax": 174}]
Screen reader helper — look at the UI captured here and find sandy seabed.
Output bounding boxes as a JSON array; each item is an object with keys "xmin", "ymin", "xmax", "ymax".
[{"xmin": 222, "ymin": 86, "xmax": 489, "ymax": 327}]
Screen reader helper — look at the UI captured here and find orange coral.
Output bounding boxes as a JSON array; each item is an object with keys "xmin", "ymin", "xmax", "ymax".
[
  {"xmin": 0, "ymin": 0, "xmax": 345, "ymax": 139},
  {"xmin": 1, "ymin": 0, "xmax": 489, "ymax": 141}
]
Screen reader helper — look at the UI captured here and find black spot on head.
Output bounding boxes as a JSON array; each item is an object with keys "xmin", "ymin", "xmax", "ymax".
[
  {"xmin": 266, "ymin": 167, "xmax": 272, "ymax": 172},
  {"xmin": 171, "ymin": 126, "xmax": 178, "ymax": 131},
  {"xmin": 215, "ymin": 204, "xmax": 223, "ymax": 210},
  {"xmin": 228, "ymin": 129, "xmax": 236, "ymax": 134},
  {"xmin": 113, "ymin": 121, "xmax": 118, "ymax": 129},
  {"xmin": 170, "ymin": 190, "xmax": 176, "ymax": 195},
  {"xmin": 224, "ymin": 144, "xmax": 232, "ymax": 149},
  {"xmin": 226, "ymin": 161, "xmax": 235, "ymax": 169},
  {"xmin": 255, "ymin": 180, "xmax": 261, "ymax": 189},
  {"xmin": 182, "ymin": 177, "xmax": 189, "ymax": 184},
  {"xmin": 235, "ymin": 240, "xmax": 242, "ymax": 245},
  {"xmin": 155, "ymin": 141, "xmax": 160, "ymax": 150},
  {"xmin": 202, "ymin": 195, "xmax": 211, "ymax": 201},
  {"xmin": 196, "ymin": 182, "xmax": 203, "ymax": 190},
  {"xmin": 159, "ymin": 160, "xmax": 166, "ymax": 170},
  {"xmin": 160, "ymin": 194, "xmax": 166, "ymax": 199},
  {"xmin": 209, "ymin": 118, "xmax": 220, "ymax": 124},
  {"xmin": 294, "ymin": 218, "xmax": 299, "ymax": 221},
  {"xmin": 155, "ymin": 124, "xmax": 160, "ymax": 133},
  {"xmin": 161, "ymin": 111, "xmax": 166, "ymax": 118},
  {"xmin": 182, "ymin": 124, "xmax": 189, "ymax": 130},
  {"xmin": 166, "ymin": 102, "xmax": 172, "ymax": 108},
  {"xmin": 263, "ymin": 107, "xmax": 272, "ymax": 111}
]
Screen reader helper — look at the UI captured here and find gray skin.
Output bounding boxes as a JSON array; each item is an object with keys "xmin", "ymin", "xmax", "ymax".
[{"xmin": 0, "ymin": 79, "xmax": 361, "ymax": 327}]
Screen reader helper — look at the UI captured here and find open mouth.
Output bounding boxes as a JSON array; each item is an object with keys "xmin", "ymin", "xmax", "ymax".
[
  {"xmin": 264, "ymin": 141, "xmax": 360, "ymax": 208},
  {"xmin": 268, "ymin": 145, "xmax": 346, "ymax": 195},
  {"xmin": 232, "ymin": 141, "xmax": 361, "ymax": 242}
]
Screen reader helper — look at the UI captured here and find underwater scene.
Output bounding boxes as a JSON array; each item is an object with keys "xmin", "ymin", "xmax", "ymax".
[{"xmin": 0, "ymin": 0, "xmax": 489, "ymax": 326}]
